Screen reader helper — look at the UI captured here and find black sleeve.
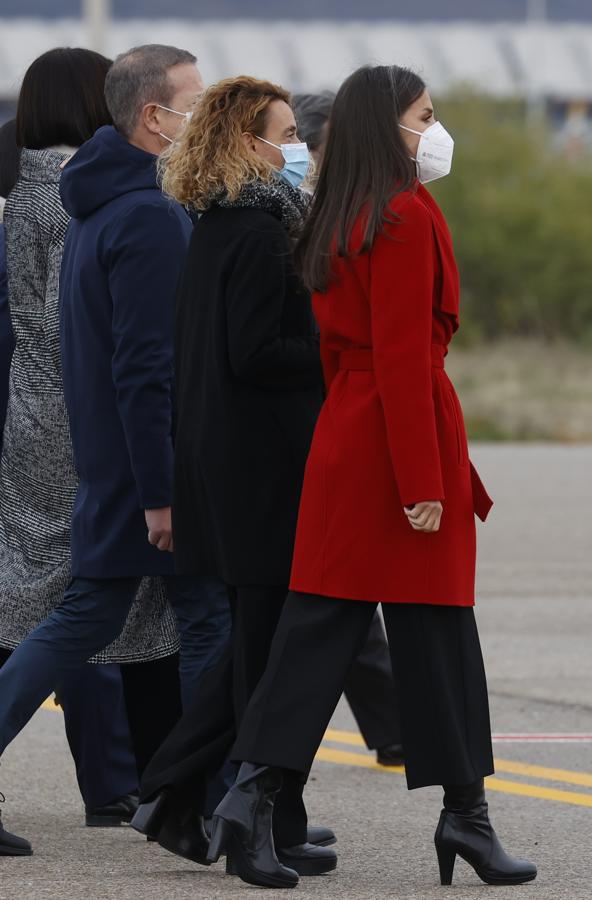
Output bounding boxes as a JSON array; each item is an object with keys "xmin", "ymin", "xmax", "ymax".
[{"xmin": 225, "ymin": 222, "xmax": 322, "ymax": 390}]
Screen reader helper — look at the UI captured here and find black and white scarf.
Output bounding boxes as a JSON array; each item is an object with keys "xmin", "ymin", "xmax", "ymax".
[{"xmin": 216, "ymin": 177, "xmax": 309, "ymax": 237}]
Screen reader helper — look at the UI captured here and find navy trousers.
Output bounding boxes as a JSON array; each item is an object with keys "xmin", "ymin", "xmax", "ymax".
[
  {"xmin": 0, "ymin": 648, "xmax": 138, "ymax": 810},
  {"xmin": 0, "ymin": 575, "xmax": 231, "ymax": 756},
  {"xmin": 57, "ymin": 663, "xmax": 138, "ymax": 809}
]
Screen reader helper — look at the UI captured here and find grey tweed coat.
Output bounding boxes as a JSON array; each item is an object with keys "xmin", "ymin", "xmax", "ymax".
[{"xmin": 0, "ymin": 148, "xmax": 179, "ymax": 663}]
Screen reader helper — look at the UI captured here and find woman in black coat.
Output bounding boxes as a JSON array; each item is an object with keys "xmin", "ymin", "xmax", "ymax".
[{"xmin": 133, "ymin": 76, "xmax": 336, "ymax": 878}]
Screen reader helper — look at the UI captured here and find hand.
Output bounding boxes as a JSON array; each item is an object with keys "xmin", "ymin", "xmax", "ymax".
[
  {"xmin": 404, "ymin": 500, "xmax": 443, "ymax": 533},
  {"xmin": 145, "ymin": 506, "xmax": 174, "ymax": 552}
]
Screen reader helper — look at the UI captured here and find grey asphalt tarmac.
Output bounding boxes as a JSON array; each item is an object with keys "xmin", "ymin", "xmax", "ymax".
[{"xmin": 1, "ymin": 444, "xmax": 591, "ymax": 900}]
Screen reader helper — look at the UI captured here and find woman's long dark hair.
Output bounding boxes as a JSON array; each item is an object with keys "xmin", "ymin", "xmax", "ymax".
[
  {"xmin": 295, "ymin": 65, "xmax": 425, "ymax": 293},
  {"xmin": 16, "ymin": 48, "xmax": 112, "ymax": 150}
]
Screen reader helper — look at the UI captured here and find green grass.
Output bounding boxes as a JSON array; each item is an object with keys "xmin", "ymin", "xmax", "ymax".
[{"xmin": 446, "ymin": 339, "xmax": 592, "ymax": 442}]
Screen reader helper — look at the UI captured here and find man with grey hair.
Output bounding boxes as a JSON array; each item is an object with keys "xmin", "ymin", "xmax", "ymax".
[
  {"xmin": 105, "ymin": 43, "xmax": 201, "ymax": 149},
  {"xmin": 0, "ymin": 45, "xmax": 231, "ymax": 857}
]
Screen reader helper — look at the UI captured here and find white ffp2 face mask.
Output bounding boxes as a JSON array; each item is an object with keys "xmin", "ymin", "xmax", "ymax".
[{"xmin": 400, "ymin": 121, "xmax": 454, "ymax": 184}]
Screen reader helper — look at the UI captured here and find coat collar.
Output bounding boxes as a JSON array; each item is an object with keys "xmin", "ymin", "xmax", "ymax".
[
  {"xmin": 215, "ymin": 178, "xmax": 309, "ymax": 238},
  {"xmin": 415, "ymin": 183, "xmax": 460, "ymax": 328},
  {"xmin": 19, "ymin": 149, "xmax": 71, "ymax": 186}
]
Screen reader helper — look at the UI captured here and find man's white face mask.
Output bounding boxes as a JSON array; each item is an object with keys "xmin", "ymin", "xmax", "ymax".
[{"xmin": 157, "ymin": 105, "xmax": 193, "ymax": 144}]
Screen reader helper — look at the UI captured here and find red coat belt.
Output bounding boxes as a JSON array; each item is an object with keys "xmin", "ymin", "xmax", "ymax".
[{"xmin": 338, "ymin": 345, "xmax": 447, "ymax": 371}]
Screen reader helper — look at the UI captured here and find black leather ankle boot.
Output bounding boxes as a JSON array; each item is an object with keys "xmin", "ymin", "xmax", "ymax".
[
  {"xmin": 207, "ymin": 763, "xmax": 299, "ymax": 889},
  {"xmin": 434, "ymin": 780, "xmax": 537, "ymax": 886},
  {"xmin": 131, "ymin": 789, "xmax": 210, "ymax": 866}
]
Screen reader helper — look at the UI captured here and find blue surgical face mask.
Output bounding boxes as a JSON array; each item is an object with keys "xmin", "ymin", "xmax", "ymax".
[{"xmin": 256, "ymin": 136, "xmax": 310, "ymax": 189}]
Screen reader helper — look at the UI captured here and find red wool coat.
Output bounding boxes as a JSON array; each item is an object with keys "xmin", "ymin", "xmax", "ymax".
[{"xmin": 289, "ymin": 183, "xmax": 493, "ymax": 606}]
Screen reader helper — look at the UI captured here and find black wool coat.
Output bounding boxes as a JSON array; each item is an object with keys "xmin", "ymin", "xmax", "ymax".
[{"xmin": 173, "ymin": 203, "xmax": 323, "ymax": 585}]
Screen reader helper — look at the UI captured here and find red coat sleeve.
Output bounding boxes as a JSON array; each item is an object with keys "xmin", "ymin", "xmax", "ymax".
[{"xmin": 369, "ymin": 193, "xmax": 445, "ymax": 507}]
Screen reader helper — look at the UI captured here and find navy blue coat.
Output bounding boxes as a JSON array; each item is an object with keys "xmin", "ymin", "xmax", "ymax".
[
  {"xmin": 0, "ymin": 225, "xmax": 15, "ymax": 454},
  {"xmin": 59, "ymin": 126, "xmax": 192, "ymax": 577}
]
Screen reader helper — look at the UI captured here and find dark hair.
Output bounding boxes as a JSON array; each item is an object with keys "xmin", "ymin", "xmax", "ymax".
[
  {"xmin": 295, "ymin": 65, "xmax": 425, "ymax": 293},
  {"xmin": 16, "ymin": 47, "xmax": 112, "ymax": 150},
  {"xmin": 105, "ymin": 44, "xmax": 197, "ymax": 137},
  {"xmin": 292, "ymin": 91, "xmax": 335, "ymax": 151},
  {"xmin": 0, "ymin": 119, "xmax": 20, "ymax": 198}
]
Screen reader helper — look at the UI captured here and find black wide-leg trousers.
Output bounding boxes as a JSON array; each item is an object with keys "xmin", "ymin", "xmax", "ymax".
[
  {"xmin": 233, "ymin": 592, "xmax": 494, "ymax": 790},
  {"xmin": 343, "ymin": 610, "xmax": 401, "ymax": 750},
  {"xmin": 139, "ymin": 584, "xmax": 308, "ymax": 847}
]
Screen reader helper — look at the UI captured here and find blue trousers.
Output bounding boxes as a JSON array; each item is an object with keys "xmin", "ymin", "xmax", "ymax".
[
  {"xmin": 58, "ymin": 663, "xmax": 139, "ymax": 810},
  {"xmin": 0, "ymin": 575, "xmax": 231, "ymax": 756},
  {"xmin": 0, "ymin": 647, "xmax": 138, "ymax": 809}
]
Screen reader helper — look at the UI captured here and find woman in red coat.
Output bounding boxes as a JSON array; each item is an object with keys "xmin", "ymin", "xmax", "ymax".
[{"xmin": 207, "ymin": 65, "xmax": 537, "ymax": 890}]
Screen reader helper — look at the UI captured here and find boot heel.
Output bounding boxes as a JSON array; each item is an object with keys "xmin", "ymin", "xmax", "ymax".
[
  {"xmin": 226, "ymin": 854, "xmax": 238, "ymax": 875},
  {"xmin": 207, "ymin": 815, "xmax": 231, "ymax": 863},
  {"xmin": 130, "ymin": 793, "xmax": 168, "ymax": 838},
  {"xmin": 436, "ymin": 844, "xmax": 456, "ymax": 885}
]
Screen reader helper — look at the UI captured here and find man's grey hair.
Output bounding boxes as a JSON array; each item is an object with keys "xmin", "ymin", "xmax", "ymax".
[
  {"xmin": 105, "ymin": 44, "xmax": 197, "ymax": 137},
  {"xmin": 292, "ymin": 91, "xmax": 336, "ymax": 151}
]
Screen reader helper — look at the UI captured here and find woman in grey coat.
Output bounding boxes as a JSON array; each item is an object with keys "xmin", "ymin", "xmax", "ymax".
[{"xmin": 0, "ymin": 49, "xmax": 188, "ymax": 849}]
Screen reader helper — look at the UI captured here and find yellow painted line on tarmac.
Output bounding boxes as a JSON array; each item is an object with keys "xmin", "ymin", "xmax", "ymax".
[
  {"xmin": 316, "ymin": 747, "xmax": 592, "ymax": 808},
  {"xmin": 317, "ymin": 745, "xmax": 403, "ymax": 772},
  {"xmin": 41, "ymin": 703, "xmax": 592, "ymax": 805},
  {"xmin": 325, "ymin": 728, "xmax": 592, "ymax": 789},
  {"xmin": 316, "ymin": 746, "xmax": 592, "ymax": 809},
  {"xmin": 484, "ymin": 777, "xmax": 592, "ymax": 809},
  {"xmin": 490, "ymin": 758, "xmax": 592, "ymax": 789},
  {"xmin": 41, "ymin": 697, "xmax": 59, "ymax": 711},
  {"xmin": 325, "ymin": 728, "xmax": 366, "ymax": 747}
]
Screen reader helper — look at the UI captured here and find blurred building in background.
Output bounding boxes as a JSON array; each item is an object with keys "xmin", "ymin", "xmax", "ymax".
[
  {"xmin": 1, "ymin": 1, "xmax": 592, "ymax": 150},
  {"xmin": 1, "ymin": 1, "xmax": 591, "ymax": 440}
]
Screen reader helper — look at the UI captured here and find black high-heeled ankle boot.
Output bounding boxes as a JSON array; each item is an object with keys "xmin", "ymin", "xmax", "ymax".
[
  {"xmin": 434, "ymin": 780, "xmax": 537, "ymax": 886},
  {"xmin": 207, "ymin": 763, "xmax": 299, "ymax": 889},
  {"xmin": 131, "ymin": 789, "xmax": 210, "ymax": 866}
]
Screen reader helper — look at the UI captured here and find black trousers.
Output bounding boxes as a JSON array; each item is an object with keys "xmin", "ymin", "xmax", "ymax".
[
  {"xmin": 121, "ymin": 655, "xmax": 183, "ymax": 777},
  {"xmin": 344, "ymin": 611, "xmax": 401, "ymax": 750},
  {"xmin": 233, "ymin": 592, "xmax": 494, "ymax": 791},
  {"xmin": 139, "ymin": 585, "xmax": 307, "ymax": 847}
]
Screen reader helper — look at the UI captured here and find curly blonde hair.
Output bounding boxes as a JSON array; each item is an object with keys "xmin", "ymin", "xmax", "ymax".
[{"xmin": 159, "ymin": 75, "xmax": 292, "ymax": 210}]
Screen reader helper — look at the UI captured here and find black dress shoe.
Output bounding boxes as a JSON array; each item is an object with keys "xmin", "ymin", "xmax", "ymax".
[
  {"xmin": 208, "ymin": 763, "xmax": 298, "ymax": 889},
  {"xmin": 277, "ymin": 842, "xmax": 337, "ymax": 876},
  {"xmin": 131, "ymin": 790, "xmax": 210, "ymax": 866},
  {"xmin": 376, "ymin": 743, "xmax": 405, "ymax": 767},
  {"xmin": 85, "ymin": 792, "xmax": 139, "ymax": 827},
  {"xmin": 0, "ymin": 801, "xmax": 33, "ymax": 857},
  {"xmin": 435, "ymin": 780, "xmax": 537, "ymax": 886},
  {"xmin": 227, "ymin": 840, "xmax": 338, "ymax": 877},
  {"xmin": 307, "ymin": 824, "xmax": 336, "ymax": 847}
]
